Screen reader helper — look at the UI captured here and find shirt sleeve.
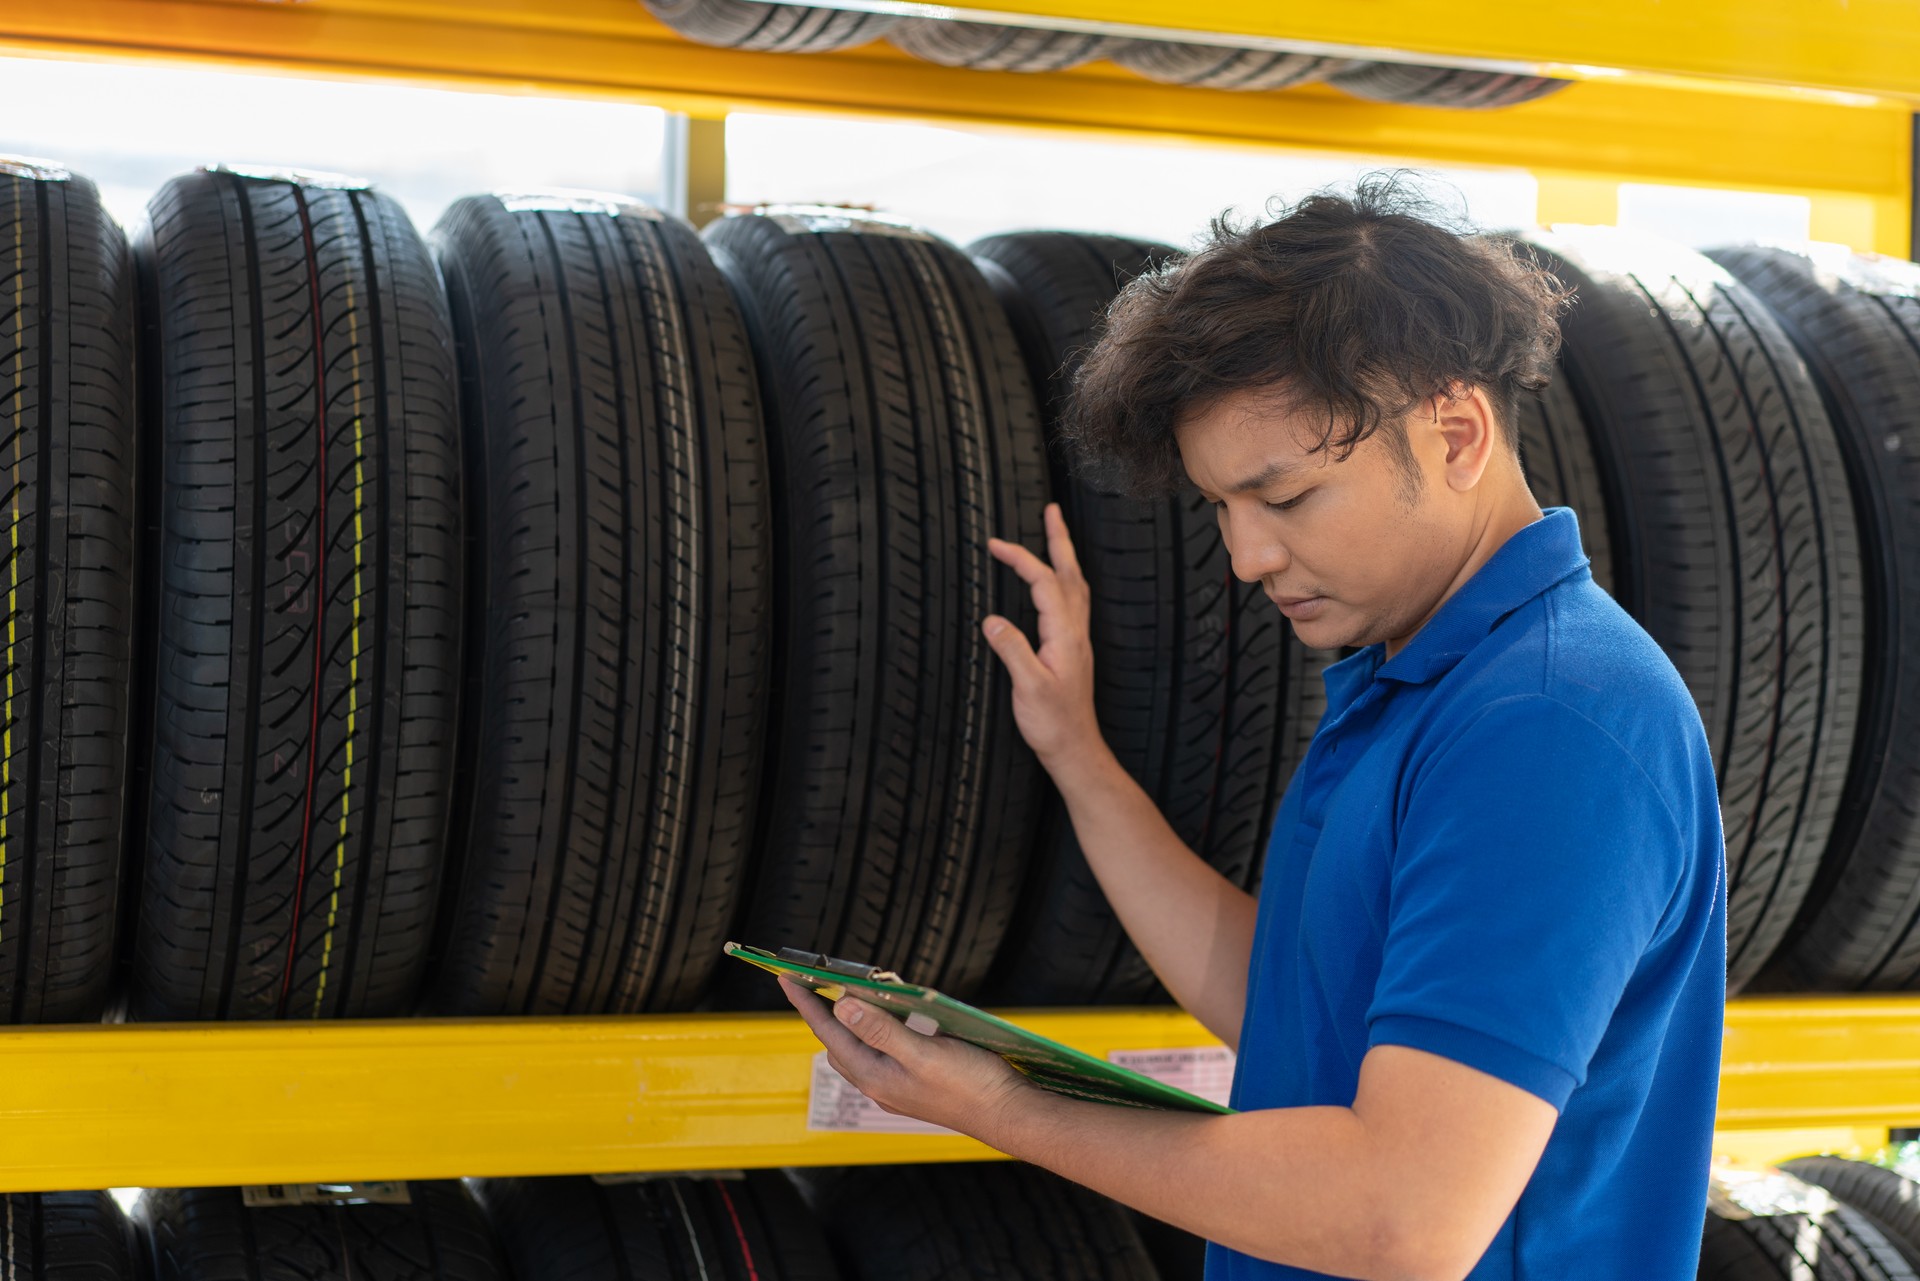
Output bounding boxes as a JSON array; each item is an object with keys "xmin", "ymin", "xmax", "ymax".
[{"xmin": 1364, "ymin": 694, "xmax": 1687, "ymax": 1110}]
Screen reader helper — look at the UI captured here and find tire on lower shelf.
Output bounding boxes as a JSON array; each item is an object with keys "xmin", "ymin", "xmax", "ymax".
[
  {"xmin": 704, "ymin": 210, "xmax": 1050, "ymax": 1004},
  {"xmin": 474, "ymin": 1173, "xmax": 839, "ymax": 1281},
  {"xmin": 1329, "ymin": 62, "xmax": 1570, "ymax": 108},
  {"xmin": 425, "ymin": 193, "xmax": 770, "ymax": 1015},
  {"xmin": 0, "ymin": 1191, "xmax": 138, "ymax": 1279},
  {"xmin": 1705, "ymin": 246, "xmax": 1920, "ymax": 992},
  {"xmin": 1527, "ymin": 227, "xmax": 1865, "ymax": 992},
  {"xmin": 1702, "ymin": 1200, "xmax": 1919, "ymax": 1279},
  {"xmin": 969, "ymin": 230, "xmax": 1316, "ymax": 1003},
  {"xmin": 138, "ymin": 1184, "xmax": 508, "ymax": 1281},
  {"xmin": 0, "ymin": 159, "xmax": 136, "ymax": 1023},
  {"xmin": 889, "ymin": 21, "xmax": 1121, "ymax": 71},
  {"xmin": 1110, "ymin": 42, "xmax": 1345, "ymax": 90},
  {"xmin": 642, "ymin": 0, "xmax": 896, "ymax": 52},
  {"xmin": 1513, "ymin": 373, "xmax": 1616, "ymax": 596},
  {"xmin": 1781, "ymin": 1158, "xmax": 1920, "ymax": 1271},
  {"xmin": 795, "ymin": 1163, "xmax": 1158, "ymax": 1281},
  {"xmin": 131, "ymin": 168, "xmax": 463, "ymax": 1020}
]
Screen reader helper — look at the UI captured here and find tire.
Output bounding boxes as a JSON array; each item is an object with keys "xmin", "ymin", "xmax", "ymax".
[
  {"xmin": 888, "ymin": 21, "xmax": 1121, "ymax": 72},
  {"xmin": 1110, "ymin": 42, "xmax": 1345, "ymax": 91},
  {"xmin": 0, "ymin": 1191, "xmax": 138, "ymax": 1278},
  {"xmin": 131, "ymin": 168, "xmax": 462, "ymax": 1020},
  {"xmin": 1782, "ymin": 1158, "xmax": 1920, "ymax": 1272},
  {"xmin": 794, "ymin": 1163, "xmax": 1158, "ymax": 1281},
  {"xmin": 473, "ymin": 1173, "xmax": 838, "ymax": 1281},
  {"xmin": 642, "ymin": 0, "xmax": 897, "ymax": 52},
  {"xmin": 1513, "ymin": 375, "xmax": 1616, "ymax": 596},
  {"xmin": 703, "ymin": 210, "xmax": 1050, "ymax": 1004},
  {"xmin": 1527, "ymin": 227, "xmax": 1865, "ymax": 992},
  {"xmin": 969, "ymin": 231, "xmax": 1315, "ymax": 1003},
  {"xmin": 1330, "ymin": 62, "xmax": 1569, "ymax": 108},
  {"xmin": 1705, "ymin": 246, "xmax": 1920, "ymax": 991},
  {"xmin": 1702, "ymin": 1203, "xmax": 1918, "ymax": 1279},
  {"xmin": 138, "ymin": 1184, "xmax": 507, "ymax": 1281},
  {"xmin": 425, "ymin": 193, "xmax": 770, "ymax": 1015},
  {"xmin": 0, "ymin": 159, "xmax": 136, "ymax": 1023}
]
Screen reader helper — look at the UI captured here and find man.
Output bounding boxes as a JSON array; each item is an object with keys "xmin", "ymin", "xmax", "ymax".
[{"xmin": 778, "ymin": 177, "xmax": 1727, "ymax": 1280}]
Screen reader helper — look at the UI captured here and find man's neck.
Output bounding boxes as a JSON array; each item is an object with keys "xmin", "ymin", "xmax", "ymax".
[{"xmin": 1382, "ymin": 491, "xmax": 1547, "ymax": 660}]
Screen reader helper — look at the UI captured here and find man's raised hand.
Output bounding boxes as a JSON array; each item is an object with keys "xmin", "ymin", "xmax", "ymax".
[{"xmin": 983, "ymin": 503, "xmax": 1107, "ymax": 772}]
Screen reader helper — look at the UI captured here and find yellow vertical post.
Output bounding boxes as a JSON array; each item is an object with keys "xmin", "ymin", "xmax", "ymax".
[
  {"xmin": 666, "ymin": 113, "xmax": 728, "ymax": 229},
  {"xmin": 1535, "ymin": 174, "xmax": 1618, "ymax": 228}
]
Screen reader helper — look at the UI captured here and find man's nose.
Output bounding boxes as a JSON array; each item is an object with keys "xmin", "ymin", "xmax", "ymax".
[{"xmin": 1229, "ymin": 536, "xmax": 1289, "ymax": 585}]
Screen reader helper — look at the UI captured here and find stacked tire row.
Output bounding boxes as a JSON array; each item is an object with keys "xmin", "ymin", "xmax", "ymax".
[
  {"xmin": 0, "ymin": 1164, "xmax": 1169, "ymax": 1281},
  {"xmin": 1, "ymin": 157, "xmax": 1308, "ymax": 1021},
  {"xmin": 640, "ymin": 0, "xmax": 1570, "ymax": 107}
]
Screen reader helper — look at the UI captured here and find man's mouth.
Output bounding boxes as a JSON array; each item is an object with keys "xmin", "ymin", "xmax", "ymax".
[{"xmin": 1269, "ymin": 593, "xmax": 1327, "ymax": 620}]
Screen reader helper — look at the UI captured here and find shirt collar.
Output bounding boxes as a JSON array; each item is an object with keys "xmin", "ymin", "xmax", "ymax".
[{"xmin": 1368, "ymin": 506, "xmax": 1591, "ymax": 688}]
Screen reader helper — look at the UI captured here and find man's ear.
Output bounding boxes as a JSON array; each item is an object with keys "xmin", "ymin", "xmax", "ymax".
[{"xmin": 1432, "ymin": 386, "xmax": 1501, "ymax": 493}]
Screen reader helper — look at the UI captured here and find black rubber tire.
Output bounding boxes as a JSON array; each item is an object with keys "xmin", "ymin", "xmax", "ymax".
[
  {"xmin": 1110, "ymin": 42, "xmax": 1345, "ymax": 90},
  {"xmin": 425, "ymin": 193, "xmax": 770, "ymax": 1016},
  {"xmin": 1701, "ymin": 1204, "xmax": 1919, "ymax": 1279},
  {"xmin": 1513, "ymin": 374, "xmax": 1616, "ymax": 596},
  {"xmin": 130, "ymin": 168, "xmax": 463, "ymax": 1020},
  {"xmin": 474, "ymin": 1173, "xmax": 839, "ymax": 1281},
  {"xmin": 1527, "ymin": 228, "xmax": 1865, "ymax": 992},
  {"xmin": 642, "ymin": 0, "xmax": 897, "ymax": 52},
  {"xmin": 0, "ymin": 1191, "xmax": 139, "ymax": 1278},
  {"xmin": 1783, "ymin": 1158, "xmax": 1920, "ymax": 1272},
  {"xmin": 0, "ymin": 160, "xmax": 136, "ymax": 1023},
  {"xmin": 795, "ymin": 1163, "xmax": 1158, "ymax": 1281},
  {"xmin": 1705, "ymin": 246, "xmax": 1920, "ymax": 991},
  {"xmin": 888, "ymin": 21, "xmax": 1121, "ymax": 72},
  {"xmin": 1330, "ymin": 62, "xmax": 1570, "ymax": 108},
  {"xmin": 703, "ymin": 210, "xmax": 1050, "ymax": 1004},
  {"xmin": 138, "ymin": 1184, "xmax": 507, "ymax": 1281},
  {"xmin": 969, "ymin": 230, "xmax": 1314, "ymax": 1003}
]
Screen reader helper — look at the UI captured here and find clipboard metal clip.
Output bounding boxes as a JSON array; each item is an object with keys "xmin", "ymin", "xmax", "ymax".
[{"xmin": 773, "ymin": 946, "xmax": 902, "ymax": 984}]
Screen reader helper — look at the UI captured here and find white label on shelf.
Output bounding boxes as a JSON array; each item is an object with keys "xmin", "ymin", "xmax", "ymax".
[
  {"xmin": 1107, "ymin": 1046, "xmax": 1236, "ymax": 1108},
  {"xmin": 241, "ymin": 1182, "xmax": 411, "ymax": 1208},
  {"xmin": 806, "ymin": 1052, "xmax": 958, "ymax": 1136}
]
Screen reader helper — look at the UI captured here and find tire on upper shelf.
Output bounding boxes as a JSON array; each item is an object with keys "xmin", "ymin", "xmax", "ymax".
[
  {"xmin": 794, "ymin": 1163, "xmax": 1158, "ymax": 1281},
  {"xmin": 642, "ymin": 0, "xmax": 897, "ymax": 52},
  {"xmin": 1110, "ymin": 42, "xmax": 1346, "ymax": 91},
  {"xmin": 704, "ymin": 209, "xmax": 1050, "ymax": 1004},
  {"xmin": 1781, "ymin": 1158, "xmax": 1920, "ymax": 1270},
  {"xmin": 0, "ymin": 1191, "xmax": 139, "ymax": 1279},
  {"xmin": 1702, "ymin": 1186, "xmax": 1919, "ymax": 1279},
  {"xmin": 969, "ymin": 230, "xmax": 1315, "ymax": 1004},
  {"xmin": 1704, "ymin": 245, "xmax": 1920, "ymax": 992},
  {"xmin": 425, "ymin": 192, "xmax": 770, "ymax": 1016},
  {"xmin": 888, "ymin": 21, "xmax": 1122, "ymax": 72},
  {"xmin": 474, "ymin": 1173, "xmax": 840, "ymax": 1281},
  {"xmin": 1526, "ymin": 226, "xmax": 1864, "ymax": 992},
  {"xmin": 1329, "ymin": 62, "xmax": 1570, "ymax": 109},
  {"xmin": 131, "ymin": 167, "xmax": 463, "ymax": 1020},
  {"xmin": 0, "ymin": 159, "xmax": 136, "ymax": 1023},
  {"xmin": 138, "ymin": 1184, "xmax": 508, "ymax": 1281},
  {"xmin": 1513, "ymin": 372, "xmax": 1616, "ymax": 596}
]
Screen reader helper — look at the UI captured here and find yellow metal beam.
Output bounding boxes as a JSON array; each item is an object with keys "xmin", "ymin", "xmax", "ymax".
[
  {"xmin": 0, "ymin": 998, "xmax": 1909, "ymax": 1191},
  {"xmin": 0, "ymin": 0, "xmax": 1907, "ymax": 221}
]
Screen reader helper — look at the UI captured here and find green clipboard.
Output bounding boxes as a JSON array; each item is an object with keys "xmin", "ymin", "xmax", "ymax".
[{"xmin": 725, "ymin": 942, "xmax": 1233, "ymax": 1115}]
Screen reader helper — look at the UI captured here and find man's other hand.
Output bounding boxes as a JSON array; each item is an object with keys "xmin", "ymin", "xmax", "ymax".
[{"xmin": 983, "ymin": 502, "xmax": 1105, "ymax": 770}]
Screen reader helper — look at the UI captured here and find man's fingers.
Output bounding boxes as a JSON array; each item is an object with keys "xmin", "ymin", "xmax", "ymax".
[
  {"xmin": 987, "ymin": 536, "xmax": 1056, "ymax": 588},
  {"xmin": 1043, "ymin": 502, "xmax": 1087, "ymax": 587},
  {"xmin": 781, "ymin": 979, "xmax": 888, "ymax": 1071},
  {"xmin": 981, "ymin": 615, "xmax": 1049, "ymax": 684},
  {"xmin": 835, "ymin": 995, "xmax": 911, "ymax": 1060}
]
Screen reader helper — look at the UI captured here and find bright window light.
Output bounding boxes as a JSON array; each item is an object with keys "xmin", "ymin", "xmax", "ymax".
[
  {"xmin": 1616, "ymin": 183, "xmax": 1812, "ymax": 250},
  {"xmin": 725, "ymin": 112, "xmax": 1540, "ymax": 248},
  {"xmin": 0, "ymin": 56, "xmax": 668, "ymax": 234}
]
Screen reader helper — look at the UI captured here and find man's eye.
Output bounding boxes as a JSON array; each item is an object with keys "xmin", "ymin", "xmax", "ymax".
[{"xmin": 1267, "ymin": 492, "xmax": 1309, "ymax": 512}]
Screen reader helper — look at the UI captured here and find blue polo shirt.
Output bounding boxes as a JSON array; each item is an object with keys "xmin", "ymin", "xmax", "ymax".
[{"xmin": 1208, "ymin": 507, "xmax": 1726, "ymax": 1281}]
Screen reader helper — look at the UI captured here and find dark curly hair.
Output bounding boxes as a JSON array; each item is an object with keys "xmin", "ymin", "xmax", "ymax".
[{"xmin": 1061, "ymin": 171, "xmax": 1573, "ymax": 498}]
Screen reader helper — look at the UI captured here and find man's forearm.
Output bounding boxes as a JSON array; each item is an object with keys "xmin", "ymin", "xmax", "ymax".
[
  {"xmin": 976, "ymin": 1086, "xmax": 1408, "ymax": 1280},
  {"xmin": 1048, "ymin": 746, "xmax": 1258, "ymax": 1046}
]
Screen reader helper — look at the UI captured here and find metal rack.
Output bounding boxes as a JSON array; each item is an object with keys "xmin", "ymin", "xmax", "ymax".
[{"xmin": 0, "ymin": 0, "xmax": 1913, "ymax": 1186}]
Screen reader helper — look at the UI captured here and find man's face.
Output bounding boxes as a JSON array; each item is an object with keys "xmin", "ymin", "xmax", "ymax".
[{"xmin": 1175, "ymin": 386, "xmax": 1474, "ymax": 653}]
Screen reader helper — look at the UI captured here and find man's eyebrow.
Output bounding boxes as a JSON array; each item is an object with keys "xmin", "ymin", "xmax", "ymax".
[{"xmin": 1228, "ymin": 460, "xmax": 1308, "ymax": 494}]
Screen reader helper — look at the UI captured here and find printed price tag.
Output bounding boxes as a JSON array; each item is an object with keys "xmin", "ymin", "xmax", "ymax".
[
  {"xmin": 806, "ymin": 1051, "xmax": 959, "ymax": 1135},
  {"xmin": 1107, "ymin": 1046, "xmax": 1236, "ymax": 1108}
]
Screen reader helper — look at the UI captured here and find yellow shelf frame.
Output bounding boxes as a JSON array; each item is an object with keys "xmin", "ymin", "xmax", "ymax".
[
  {"xmin": 0, "ymin": 997, "xmax": 1909, "ymax": 1191},
  {"xmin": 0, "ymin": 0, "xmax": 1910, "ymax": 255}
]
